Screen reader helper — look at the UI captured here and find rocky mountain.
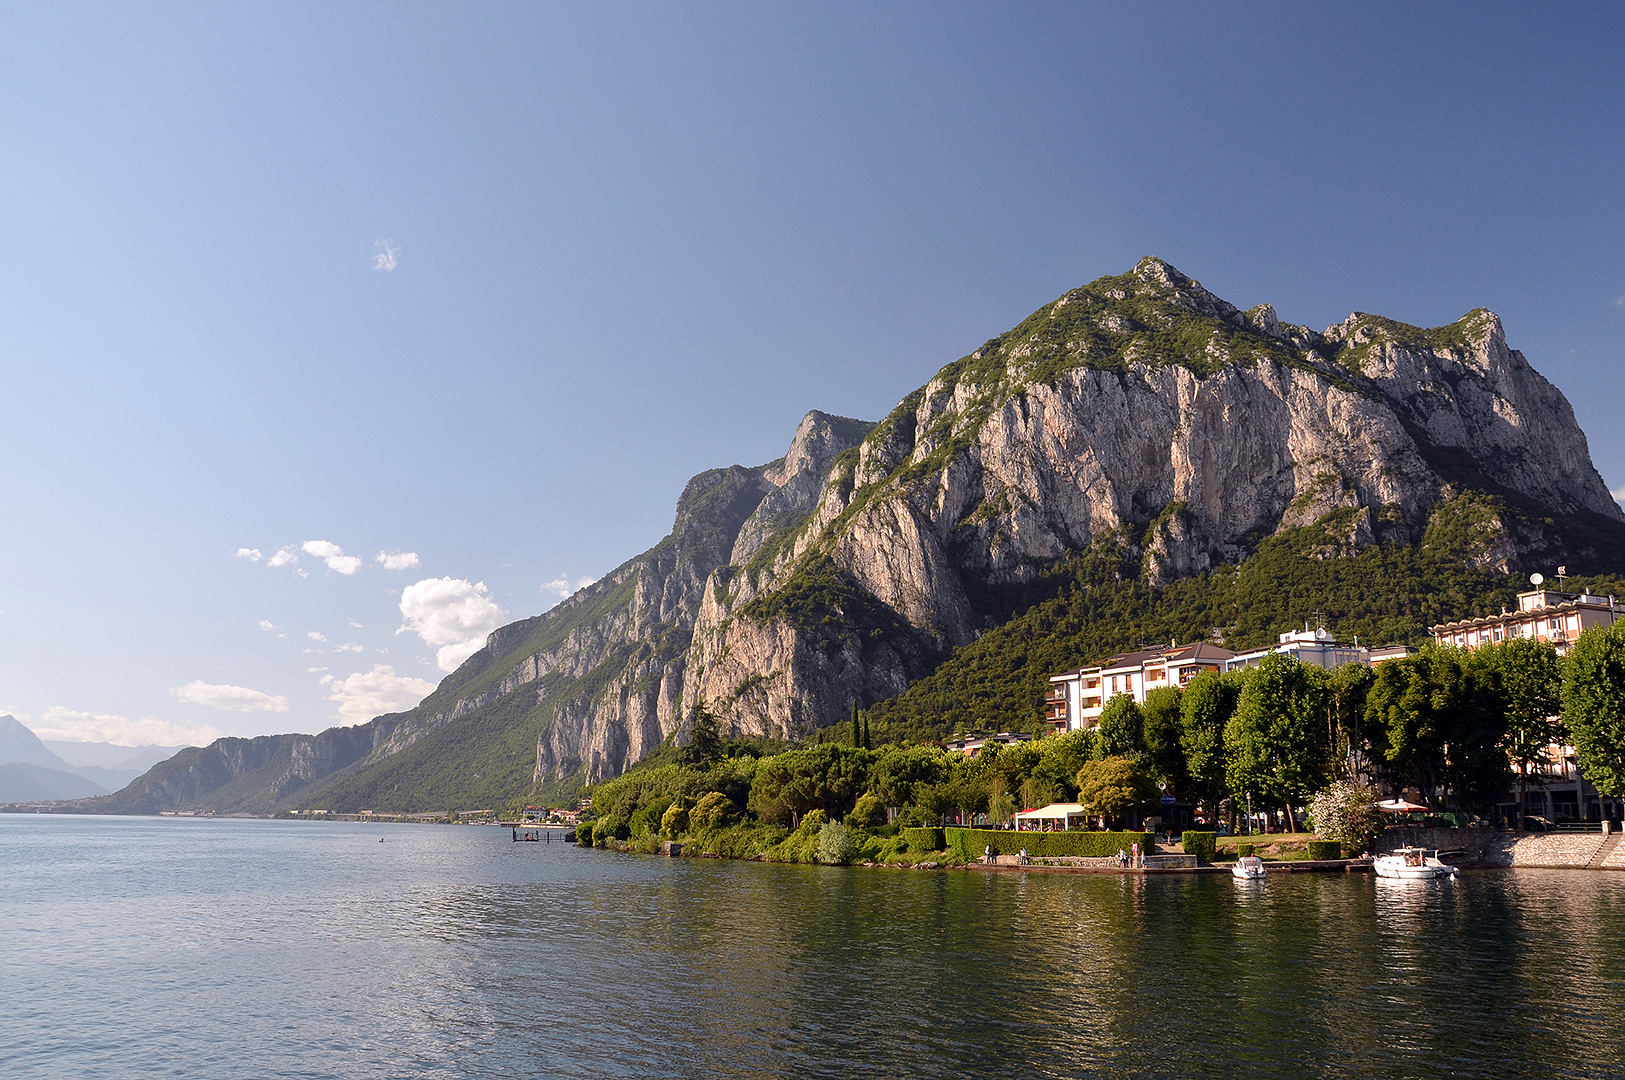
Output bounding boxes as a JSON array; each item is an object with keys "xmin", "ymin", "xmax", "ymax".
[
  {"xmin": 99, "ymin": 258, "xmax": 1625, "ymax": 815},
  {"xmin": 0, "ymin": 716, "xmax": 111, "ymax": 801}
]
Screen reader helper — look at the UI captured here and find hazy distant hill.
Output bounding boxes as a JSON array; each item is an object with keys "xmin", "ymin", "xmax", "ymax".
[
  {"xmin": 44, "ymin": 739, "xmax": 184, "ymax": 791},
  {"xmin": 99, "ymin": 259, "xmax": 1625, "ymax": 816},
  {"xmin": 0, "ymin": 716, "xmax": 186, "ymax": 800}
]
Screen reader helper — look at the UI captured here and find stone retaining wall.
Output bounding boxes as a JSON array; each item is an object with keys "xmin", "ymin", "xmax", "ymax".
[{"xmin": 1374, "ymin": 827, "xmax": 1614, "ymax": 869}]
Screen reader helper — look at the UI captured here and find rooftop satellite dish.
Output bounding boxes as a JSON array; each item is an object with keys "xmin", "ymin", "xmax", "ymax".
[{"xmin": 1530, "ymin": 573, "xmax": 1545, "ymax": 586}]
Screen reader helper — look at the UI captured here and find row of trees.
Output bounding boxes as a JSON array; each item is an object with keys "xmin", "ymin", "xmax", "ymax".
[{"xmin": 1094, "ymin": 623, "xmax": 1625, "ymax": 828}]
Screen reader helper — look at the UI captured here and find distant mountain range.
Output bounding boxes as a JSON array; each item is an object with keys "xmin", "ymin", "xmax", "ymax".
[
  {"xmin": 95, "ymin": 258, "xmax": 1625, "ymax": 817},
  {"xmin": 0, "ymin": 715, "xmax": 181, "ymax": 802}
]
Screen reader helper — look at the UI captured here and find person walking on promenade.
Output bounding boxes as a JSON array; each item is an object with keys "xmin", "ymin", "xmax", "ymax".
[{"xmin": 1131, "ymin": 841, "xmax": 1141, "ymax": 868}]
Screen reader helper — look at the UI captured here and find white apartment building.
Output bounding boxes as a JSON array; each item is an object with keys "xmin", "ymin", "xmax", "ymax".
[
  {"xmin": 1045, "ymin": 641, "xmax": 1234, "ymax": 733},
  {"xmin": 1431, "ymin": 587, "xmax": 1620, "ymax": 656},
  {"xmin": 1227, "ymin": 625, "xmax": 1370, "ymax": 671}
]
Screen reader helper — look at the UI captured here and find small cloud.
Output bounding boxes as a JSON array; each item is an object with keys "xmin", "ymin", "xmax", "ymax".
[
  {"xmin": 542, "ymin": 574, "xmax": 597, "ymax": 600},
  {"xmin": 307, "ymin": 630, "xmax": 327, "ymax": 643},
  {"xmin": 1614, "ymin": 294, "xmax": 1624, "ymax": 310},
  {"xmin": 348, "ymin": 620, "xmax": 363, "ymax": 629},
  {"xmin": 258, "ymin": 620, "xmax": 279, "ymax": 632},
  {"xmin": 173, "ymin": 681, "xmax": 290, "ymax": 713},
  {"xmin": 302, "ymin": 540, "xmax": 362, "ymax": 575},
  {"xmin": 38, "ymin": 706, "xmax": 222, "ymax": 748},
  {"xmin": 308, "ymin": 666, "xmax": 328, "ymax": 673},
  {"xmin": 336, "ymin": 643, "xmax": 364, "ymax": 654},
  {"xmin": 267, "ymin": 546, "xmax": 299, "ymax": 569},
  {"xmin": 375, "ymin": 550, "xmax": 420, "ymax": 571},
  {"xmin": 236, "ymin": 547, "xmax": 263, "ymax": 562},
  {"xmin": 373, "ymin": 239, "xmax": 400, "ymax": 272},
  {"xmin": 323, "ymin": 664, "xmax": 436, "ymax": 725},
  {"xmin": 397, "ymin": 576, "xmax": 506, "ymax": 672},
  {"xmin": 1612, "ymin": 483, "xmax": 1625, "ymax": 506}
]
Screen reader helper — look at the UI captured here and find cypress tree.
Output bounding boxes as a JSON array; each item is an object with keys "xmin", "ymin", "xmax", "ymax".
[{"xmin": 852, "ymin": 701, "xmax": 861, "ymax": 747}]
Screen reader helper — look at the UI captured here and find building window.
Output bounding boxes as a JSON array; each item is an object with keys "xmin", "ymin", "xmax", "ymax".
[{"xmin": 1493, "ymin": 627, "xmax": 1504, "ymax": 642}]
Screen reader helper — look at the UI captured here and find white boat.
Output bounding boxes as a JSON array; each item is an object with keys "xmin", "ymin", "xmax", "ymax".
[
  {"xmin": 1231, "ymin": 855, "xmax": 1266, "ymax": 880},
  {"xmin": 1372, "ymin": 846, "xmax": 1458, "ymax": 880}
]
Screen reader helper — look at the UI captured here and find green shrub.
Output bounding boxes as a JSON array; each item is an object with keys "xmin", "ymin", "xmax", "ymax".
[
  {"xmin": 1306, "ymin": 840, "xmax": 1342, "ymax": 860},
  {"xmin": 660, "ymin": 801, "xmax": 690, "ymax": 839},
  {"xmin": 689, "ymin": 791, "xmax": 733, "ymax": 829},
  {"xmin": 848, "ymin": 792, "xmax": 887, "ymax": 829},
  {"xmin": 1181, "ymin": 831, "xmax": 1217, "ymax": 863},
  {"xmin": 766, "ymin": 810, "xmax": 829, "ymax": 863},
  {"xmin": 575, "ymin": 821, "xmax": 593, "ymax": 846},
  {"xmin": 691, "ymin": 822, "xmax": 787, "ymax": 859},
  {"xmin": 943, "ymin": 828, "xmax": 1153, "ymax": 860},
  {"xmin": 1237, "ymin": 843, "xmax": 1255, "ymax": 857},
  {"xmin": 901, "ymin": 826, "xmax": 946, "ymax": 852},
  {"xmin": 817, "ymin": 821, "xmax": 858, "ymax": 865}
]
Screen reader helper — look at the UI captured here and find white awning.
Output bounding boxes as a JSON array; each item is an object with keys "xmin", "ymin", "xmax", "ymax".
[{"xmin": 1011, "ymin": 802, "xmax": 1086, "ymax": 820}]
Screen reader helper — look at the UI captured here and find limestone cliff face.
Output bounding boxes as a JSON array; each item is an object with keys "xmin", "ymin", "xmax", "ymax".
[{"xmin": 679, "ymin": 258, "xmax": 1620, "ymax": 743}]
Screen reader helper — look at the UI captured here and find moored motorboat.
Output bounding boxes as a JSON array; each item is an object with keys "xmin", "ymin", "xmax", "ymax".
[
  {"xmin": 1231, "ymin": 855, "xmax": 1266, "ymax": 880},
  {"xmin": 1372, "ymin": 846, "xmax": 1458, "ymax": 880}
]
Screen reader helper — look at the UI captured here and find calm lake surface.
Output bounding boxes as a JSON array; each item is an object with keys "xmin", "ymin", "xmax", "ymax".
[{"xmin": 3, "ymin": 815, "xmax": 1623, "ymax": 1079}]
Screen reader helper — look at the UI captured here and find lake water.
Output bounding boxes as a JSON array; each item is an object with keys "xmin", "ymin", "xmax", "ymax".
[{"xmin": 3, "ymin": 815, "xmax": 1623, "ymax": 1079}]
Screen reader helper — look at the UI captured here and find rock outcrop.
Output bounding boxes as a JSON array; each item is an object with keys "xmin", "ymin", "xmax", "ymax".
[{"xmin": 104, "ymin": 259, "xmax": 1625, "ymax": 813}]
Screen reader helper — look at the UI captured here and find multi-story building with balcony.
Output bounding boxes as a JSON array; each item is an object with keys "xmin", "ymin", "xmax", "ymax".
[
  {"xmin": 1227, "ymin": 625, "xmax": 1370, "ymax": 671},
  {"xmin": 1045, "ymin": 641, "xmax": 1234, "ymax": 733},
  {"xmin": 1430, "ymin": 586, "xmax": 1620, "ymax": 656}
]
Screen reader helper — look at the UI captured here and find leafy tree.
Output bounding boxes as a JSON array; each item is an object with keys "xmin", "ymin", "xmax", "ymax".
[
  {"xmin": 689, "ymin": 791, "xmax": 733, "ymax": 829},
  {"xmin": 747, "ymin": 744, "xmax": 873, "ymax": 824},
  {"xmin": 1075, "ymin": 756, "xmax": 1158, "ymax": 825},
  {"xmin": 1098, "ymin": 694, "xmax": 1147, "ymax": 759},
  {"xmin": 1142, "ymin": 686, "xmax": 1188, "ymax": 792},
  {"xmin": 1324, "ymin": 662, "xmax": 1374, "ymax": 780},
  {"xmin": 1366, "ymin": 649, "xmax": 1509, "ymax": 813},
  {"xmin": 848, "ymin": 791, "xmax": 886, "ymax": 828},
  {"xmin": 1482, "ymin": 638, "xmax": 1565, "ymax": 822},
  {"xmin": 1306, "ymin": 781, "xmax": 1382, "ymax": 853},
  {"xmin": 869, "ymin": 745, "xmax": 952, "ymax": 808},
  {"xmin": 660, "ymin": 800, "xmax": 690, "ymax": 839},
  {"xmin": 1226, "ymin": 654, "xmax": 1329, "ymax": 831},
  {"xmin": 1181, "ymin": 669, "xmax": 1241, "ymax": 825},
  {"xmin": 1365, "ymin": 655, "xmax": 1444, "ymax": 803},
  {"xmin": 1563, "ymin": 622, "xmax": 1625, "ymax": 796}
]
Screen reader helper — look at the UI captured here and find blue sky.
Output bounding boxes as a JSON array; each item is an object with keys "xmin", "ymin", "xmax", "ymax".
[{"xmin": 2, "ymin": 3, "xmax": 1622, "ymax": 745}]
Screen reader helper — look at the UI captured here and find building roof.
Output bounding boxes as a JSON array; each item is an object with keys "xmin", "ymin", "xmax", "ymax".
[
  {"xmin": 1431, "ymin": 592, "xmax": 1618, "ymax": 635},
  {"xmin": 1011, "ymin": 802, "xmax": 1086, "ymax": 820}
]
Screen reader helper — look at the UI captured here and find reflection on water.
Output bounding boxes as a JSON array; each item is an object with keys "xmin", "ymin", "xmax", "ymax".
[{"xmin": 3, "ymin": 815, "xmax": 1623, "ymax": 1079}]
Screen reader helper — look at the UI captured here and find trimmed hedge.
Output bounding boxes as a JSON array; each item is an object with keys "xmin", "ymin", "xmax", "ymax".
[
  {"xmin": 945, "ymin": 828, "xmax": 1153, "ymax": 860},
  {"xmin": 901, "ymin": 827, "xmax": 946, "ymax": 852},
  {"xmin": 1181, "ymin": 831, "xmax": 1217, "ymax": 863},
  {"xmin": 1237, "ymin": 843, "xmax": 1255, "ymax": 857},
  {"xmin": 1306, "ymin": 840, "xmax": 1342, "ymax": 860}
]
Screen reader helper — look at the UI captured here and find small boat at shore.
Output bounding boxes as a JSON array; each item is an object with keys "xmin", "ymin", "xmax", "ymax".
[
  {"xmin": 1372, "ymin": 846, "xmax": 1458, "ymax": 880},
  {"xmin": 1232, "ymin": 855, "xmax": 1266, "ymax": 880}
]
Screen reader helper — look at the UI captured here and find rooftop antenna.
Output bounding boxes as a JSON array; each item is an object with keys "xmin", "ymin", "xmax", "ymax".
[
  {"xmin": 1311, "ymin": 610, "xmax": 1326, "ymax": 631},
  {"xmin": 1557, "ymin": 565, "xmax": 1568, "ymax": 587}
]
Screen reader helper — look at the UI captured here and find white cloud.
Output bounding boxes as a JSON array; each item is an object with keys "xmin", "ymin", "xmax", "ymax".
[
  {"xmin": 376, "ymin": 550, "xmax": 420, "ymax": 571},
  {"xmin": 37, "ymin": 707, "xmax": 222, "ymax": 748},
  {"xmin": 267, "ymin": 546, "xmax": 298, "ymax": 569},
  {"xmin": 301, "ymin": 540, "xmax": 362, "ymax": 575},
  {"xmin": 336, "ymin": 642, "xmax": 363, "ymax": 653},
  {"xmin": 397, "ymin": 576, "xmax": 506, "ymax": 672},
  {"xmin": 307, "ymin": 630, "xmax": 327, "ymax": 643},
  {"xmin": 373, "ymin": 239, "xmax": 400, "ymax": 272},
  {"xmin": 1612, "ymin": 483, "xmax": 1625, "ymax": 506},
  {"xmin": 258, "ymin": 619, "xmax": 279, "ymax": 632},
  {"xmin": 308, "ymin": 666, "xmax": 328, "ymax": 673},
  {"xmin": 542, "ymin": 574, "xmax": 597, "ymax": 600},
  {"xmin": 236, "ymin": 547, "xmax": 263, "ymax": 562},
  {"xmin": 348, "ymin": 620, "xmax": 363, "ymax": 629},
  {"xmin": 1614, "ymin": 294, "xmax": 1624, "ymax": 310},
  {"xmin": 172, "ymin": 681, "xmax": 290, "ymax": 713},
  {"xmin": 321, "ymin": 665, "xmax": 435, "ymax": 725}
]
